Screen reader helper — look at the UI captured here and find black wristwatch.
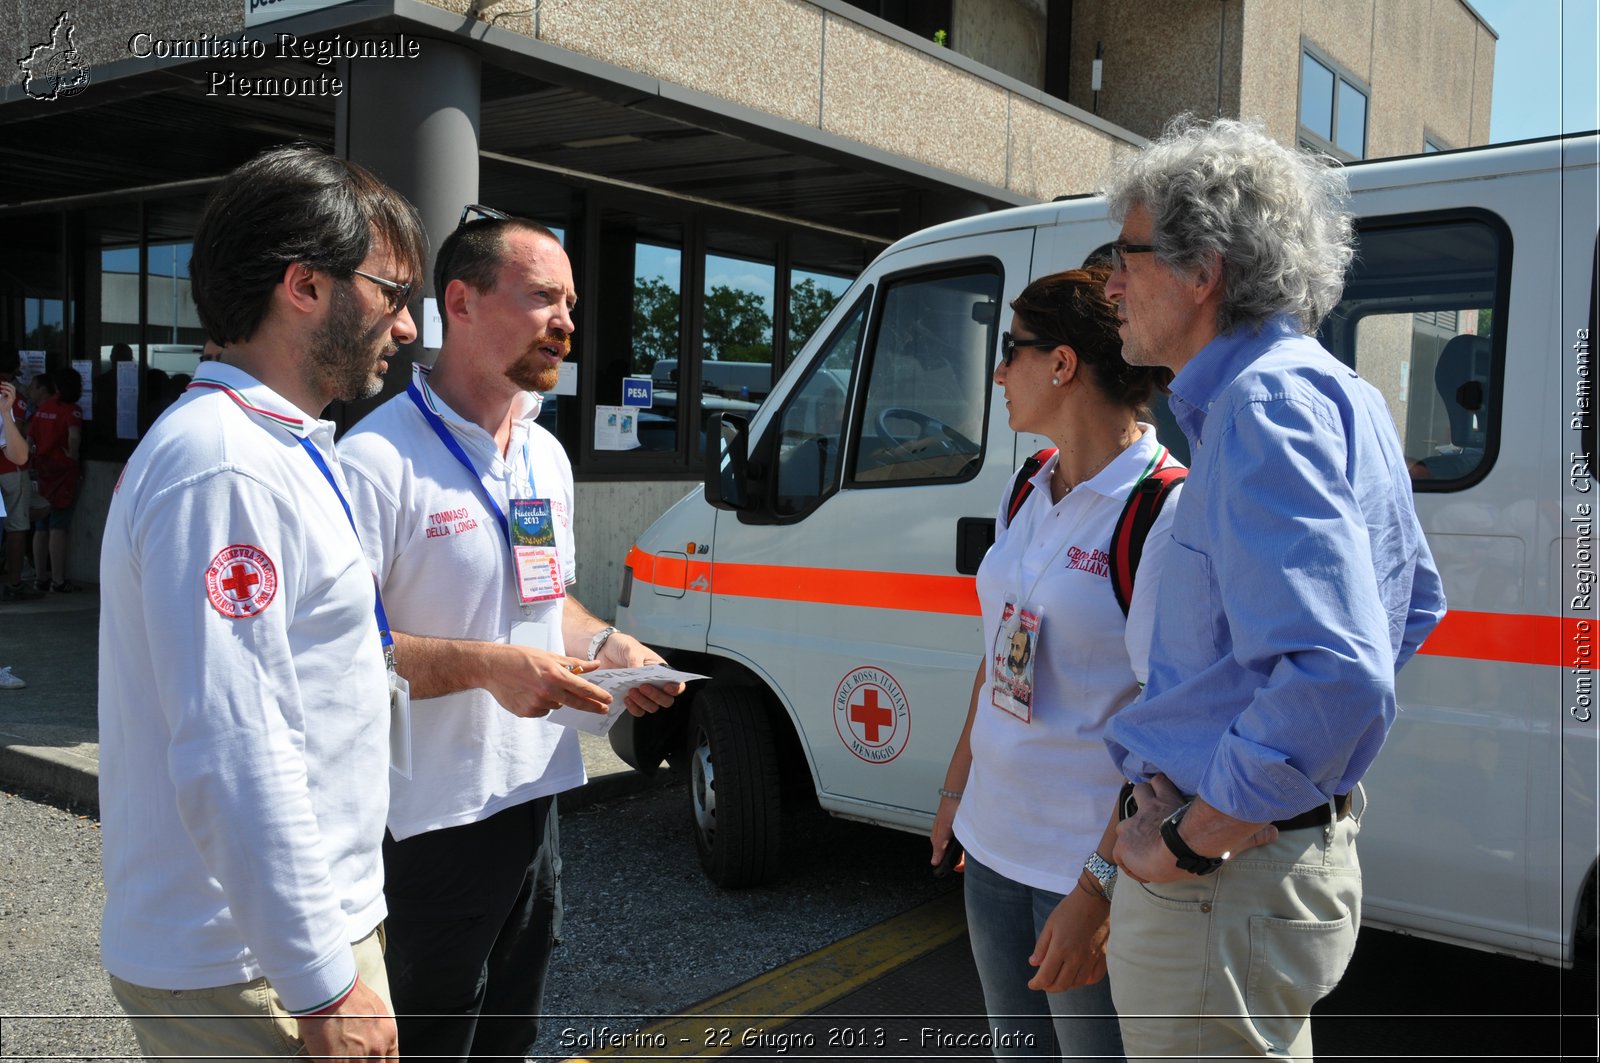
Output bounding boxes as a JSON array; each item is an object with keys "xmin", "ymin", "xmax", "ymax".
[{"xmin": 1160, "ymin": 802, "xmax": 1230, "ymax": 876}]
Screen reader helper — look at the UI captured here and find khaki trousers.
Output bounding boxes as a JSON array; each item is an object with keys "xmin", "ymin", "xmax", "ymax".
[
  {"xmin": 110, "ymin": 927, "xmax": 390, "ymax": 1062},
  {"xmin": 1107, "ymin": 814, "xmax": 1362, "ymax": 1061}
]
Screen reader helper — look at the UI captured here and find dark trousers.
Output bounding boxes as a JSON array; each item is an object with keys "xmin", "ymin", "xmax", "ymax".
[{"xmin": 382, "ymin": 795, "xmax": 562, "ymax": 1063}]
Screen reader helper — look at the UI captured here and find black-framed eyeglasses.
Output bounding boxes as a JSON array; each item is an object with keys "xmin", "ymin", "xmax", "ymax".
[
  {"xmin": 458, "ymin": 203, "xmax": 511, "ymax": 228},
  {"xmin": 1000, "ymin": 330, "xmax": 1062, "ymax": 366},
  {"xmin": 350, "ymin": 268, "xmax": 413, "ymax": 313},
  {"xmin": 1109, "ymin": 241, "xmax": 1158, "ymax": 272}
]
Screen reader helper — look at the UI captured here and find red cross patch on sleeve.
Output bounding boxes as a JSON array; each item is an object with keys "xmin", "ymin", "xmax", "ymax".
[{"xmin": 205, "ymin": 544, "xmax": 279, "ymax": 619}]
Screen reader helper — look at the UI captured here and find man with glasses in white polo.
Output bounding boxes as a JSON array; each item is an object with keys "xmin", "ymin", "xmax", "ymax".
[
  {"xmin": 339, "ymin": 205, "xmax": 684, "ymax": 1062},
  {"xmin": 99, "ymin": 145, "xmax": 426, "ymax": 1061}
]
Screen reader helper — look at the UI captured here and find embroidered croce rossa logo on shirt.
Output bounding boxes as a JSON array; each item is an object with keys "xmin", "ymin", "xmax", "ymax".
[
  {"xmin": 1064, "ymin": 545, "xmax": 1110, "ymax": 578},
  {"xmin": 204, "ymin": 544, "xmax": 279, "ymax": 619}
]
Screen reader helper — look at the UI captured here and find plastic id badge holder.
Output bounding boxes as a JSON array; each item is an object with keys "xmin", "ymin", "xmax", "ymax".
[
  {"xmin": 389, "ymin": 669, "xmax": 412, "ymax": 779},
  {"xmin": 509, "ymin": 498, "xmax": 566, "ymax": 604},
  {"xmin": 990, "ymin": 596, "xmax": 1041, "ymax": 723}
]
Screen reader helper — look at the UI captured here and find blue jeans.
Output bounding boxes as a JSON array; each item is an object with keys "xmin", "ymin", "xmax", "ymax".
[{"xmin": 964, "ymin": 853, "xmax": 1125, "ymax": 1063}]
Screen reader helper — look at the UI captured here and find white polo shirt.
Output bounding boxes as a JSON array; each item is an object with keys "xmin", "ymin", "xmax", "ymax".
[
  {"xmin": 98, "ymin": 362, "xmax": 391, "ymax": 1015},
  {"xmin": 955, "ymin": 425, "xmax": 1182, "ymax": 895},
  {"xmin": 339, "ymin": 366, "xmax": 584, "ymax": 842}
]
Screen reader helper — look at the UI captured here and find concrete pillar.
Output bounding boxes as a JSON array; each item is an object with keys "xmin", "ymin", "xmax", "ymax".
[{"xmin": 331, "ymin": 40, "xmax": 481, "ymax": 423}]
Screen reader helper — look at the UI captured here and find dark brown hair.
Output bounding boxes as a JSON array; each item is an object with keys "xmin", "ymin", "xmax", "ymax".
[
  {"xmin": 1009, "ymin": 265, "xmax": 1171, "ymax": 412},
  {"xmin": 189, "ymin": 145, "xmax": 427, "ymax": 345},
  {"xmin": 53, "ymin": 365, "xmax": 82, "ymax": 404}
]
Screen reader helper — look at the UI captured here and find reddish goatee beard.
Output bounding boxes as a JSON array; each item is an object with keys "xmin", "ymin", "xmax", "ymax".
[{"xmin": 507, "ymin": 333, "xmax": 570, "ymax": 392}]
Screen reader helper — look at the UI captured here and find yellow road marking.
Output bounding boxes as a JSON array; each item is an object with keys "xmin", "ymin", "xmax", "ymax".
[{"xmin": 564, "ymin": 887, "xmax": 965, "ymax": 1060}]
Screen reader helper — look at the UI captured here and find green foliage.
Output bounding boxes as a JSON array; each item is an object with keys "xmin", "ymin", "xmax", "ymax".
[
  {"xmin": 630, "ymin": 275, "xmax": 681, "ymax": 372},
  {"xmin": 933, "ymin": 29, "xmax": 948, "ymax": 47},
  {"xmin": 633, "ymin": 274, "xmax": 840, "ymax": 369},
  {"xmin": 703, "ymin": 284, "xmax": 772, "ymax": 364},
  {"xmin": 23, "ymin": 323, "xmax": 65, "ymax": 355},
  {"xmin": 788, "ymin": 278, "xmax": 843, "ymax": 355}
]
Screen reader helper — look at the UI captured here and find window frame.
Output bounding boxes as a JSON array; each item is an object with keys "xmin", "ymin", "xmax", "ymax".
[
  {"xmin": 1297, "ymin": 43, "xmax": 1370, "ymax": 161},
  {"xmin": 7, "ymin": 190, "xmax": 219, "ymax": 463},
  {"xmin": 842, "ymin": 256, "xmax": 1003, "ymax": 493},
  {"xmin": 575, "ymin": 188, "xmax": 876, "ymax": 480},
  {"xmin": 746, "ymin": 285, "xmax": 874, "ymax": 525},
  {"xmin": 1317, "ymin": 207, "xmax": 1514, "ymax": 493}
]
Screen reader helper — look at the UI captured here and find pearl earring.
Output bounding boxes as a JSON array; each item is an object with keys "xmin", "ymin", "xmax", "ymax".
[{"xmin": 1051, "ymin": 376, "xmax": 1060, "ymax": 386}]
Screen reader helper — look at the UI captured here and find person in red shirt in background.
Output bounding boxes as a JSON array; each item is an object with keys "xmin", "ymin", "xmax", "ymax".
[
  {"xmin": 0, "ymin": 343, "xmax": 34, "ymax": 686},
  {"xmin": 28, "ymin": 366, "xmax": 83, "ymax": 594},
  {"xmin": 0, "ymin": 343, "xmax": 37, "ymax": 603}
]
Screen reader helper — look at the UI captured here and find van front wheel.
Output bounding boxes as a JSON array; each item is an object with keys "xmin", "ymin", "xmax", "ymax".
[{"xmin": 687, "ymin": 687, "xmax": 782, "ymax": 888}]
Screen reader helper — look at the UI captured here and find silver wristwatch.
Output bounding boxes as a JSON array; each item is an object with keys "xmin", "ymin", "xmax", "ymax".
[
  {"xmin": 586, "ymin": 625, "xmax": 618, "ymax": 661},
  {"xmin": 1083, "ymin": 851, "xmax": 1119, "ymax": 900}
]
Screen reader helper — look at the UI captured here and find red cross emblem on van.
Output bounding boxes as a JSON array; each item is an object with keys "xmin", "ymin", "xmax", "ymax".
[{"xmin": 834, "ymin": 666, "xmax": 910, "ymax": 764}]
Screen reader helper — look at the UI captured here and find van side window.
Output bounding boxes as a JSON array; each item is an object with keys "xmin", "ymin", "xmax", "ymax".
[
  {"xmin": 771, "ymin": 293, "xmax": 867, "ymax": 518},
  {"xmin": 850, "ymin": 266, "xmax": 999, "ymax": 486},
  {"xmin": 1319, "ymin": 216, "xmax": 1506, "ymax": 489}
]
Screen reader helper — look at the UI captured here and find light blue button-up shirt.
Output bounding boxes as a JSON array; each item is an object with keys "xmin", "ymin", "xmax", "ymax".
[{"xmin": 1106, "ymin": 315, "xmax": 1447, "ymax": 823}]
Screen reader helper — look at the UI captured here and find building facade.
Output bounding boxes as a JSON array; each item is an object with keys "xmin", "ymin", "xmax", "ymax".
[{"xmin": 1, "ymin": 0, "xmax": 1494, "ymax": 611}]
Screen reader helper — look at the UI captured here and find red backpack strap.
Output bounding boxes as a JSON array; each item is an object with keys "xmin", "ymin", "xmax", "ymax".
[
  {"xmin": 1004, "ymin": 448, "xmax": 1057, "ymax": 528},
  {"xmin": 1110, "ymin": 455, "xmax": 1187, "ymax": 616}
]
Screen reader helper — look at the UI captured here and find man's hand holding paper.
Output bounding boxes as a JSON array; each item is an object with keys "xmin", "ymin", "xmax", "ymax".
[
  {"xmin": 546, "ymin": 664, "xmax": 705, "ymax": 735},
  {"xmin": 589, "ymin": 628, "xmax": 692, "ymax": 717}
]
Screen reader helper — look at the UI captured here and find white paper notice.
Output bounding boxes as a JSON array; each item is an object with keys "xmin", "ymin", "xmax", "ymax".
[
  {"xmin": 18, "ymin": 351, "xmax": 45, "ymax": 387},
  {"xmin": 593, "ymin": 404, "xmax": 640, "ymax": 450},
  {"xmin": 546, "ymin": 665, "xmax": 707, "ymax": 735},
  {"xmin": 422, "ymin": 297, "xmax": 443, "ymax": 349},
  {"xmin": 549, "ymin": 360, "xmax": 577, "ymax": 397}
]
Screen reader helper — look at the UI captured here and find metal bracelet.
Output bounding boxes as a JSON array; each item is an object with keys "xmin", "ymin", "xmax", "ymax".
[
  {"xmin": 1082, "ymin": 850, "xmax": 1119, "ymax": 901},
  {"xmin": 586, "ymin": 625, "xmax": 617, "ymax": 661}
]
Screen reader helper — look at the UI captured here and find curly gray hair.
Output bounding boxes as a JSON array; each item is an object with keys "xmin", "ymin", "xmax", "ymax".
[{"xmin": 1104, "ymin": 116, "xmax": 1354, "ymax": 335}]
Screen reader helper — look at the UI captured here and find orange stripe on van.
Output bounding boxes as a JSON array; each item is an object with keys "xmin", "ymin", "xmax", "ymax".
[
  {"xmin": 625, "ymin": 548, "xmax": 1581, "ymax": 665},
  {"xmin": 1414, "ymin": 610, "xmax": 1582, "ymax": 668},
  {"xmin": 626, "ymin": 546, "xmax": 979, "ymax": 615},
  {"xmin": 712, "ymin": 562, "xmax": 981, "ymax": 615}
]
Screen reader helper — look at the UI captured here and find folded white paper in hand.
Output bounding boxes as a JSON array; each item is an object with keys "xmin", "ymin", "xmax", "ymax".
[{"xmin": 546, "ymin": 665, "xmax": 706, "ymax": 735}]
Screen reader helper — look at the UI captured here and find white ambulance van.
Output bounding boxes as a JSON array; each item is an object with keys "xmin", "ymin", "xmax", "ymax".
[{"xmin": 611, "ymin": 133, "xmax": 1599, "ymax": 968}]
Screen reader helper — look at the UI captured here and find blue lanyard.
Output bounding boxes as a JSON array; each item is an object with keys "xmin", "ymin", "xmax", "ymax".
[
  {"xmin": 295, "ymin": 435, "xmax": 395, "ymax": 657},
  {"xmin": 406, "ymin": 382, "xmax": 534, "ymax": 544}
]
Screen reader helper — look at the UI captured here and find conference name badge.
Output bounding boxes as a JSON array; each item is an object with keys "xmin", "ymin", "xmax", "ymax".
[{"xmin": 509, "ymin": 498, "xmax": 565, "ymax": 603}]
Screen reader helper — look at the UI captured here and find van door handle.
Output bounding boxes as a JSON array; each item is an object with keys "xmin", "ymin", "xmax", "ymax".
[{"xmin": 955, "ymin": 517, "xmax": 995, "ymax": 575}]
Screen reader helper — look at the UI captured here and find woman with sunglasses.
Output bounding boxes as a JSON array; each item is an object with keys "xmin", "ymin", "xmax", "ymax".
[{"xmin": 931, "ymin": 265, "xmax": 1181, "ymax": 1063}]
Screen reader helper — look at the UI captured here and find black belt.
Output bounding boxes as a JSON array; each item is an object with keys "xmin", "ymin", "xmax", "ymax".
[
  {"xmin": 1273, "ymin": 792, "xmax": 1353, "ymax": 831},
  {"xmin": 1118, "ymin": 783, "xmax": 1352, "ymax": 831}
]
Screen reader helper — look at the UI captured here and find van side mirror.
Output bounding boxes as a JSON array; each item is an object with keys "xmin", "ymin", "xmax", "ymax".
[{"xmin": 705, "ymin": 413, "xmax": 751, "ymax": 511}]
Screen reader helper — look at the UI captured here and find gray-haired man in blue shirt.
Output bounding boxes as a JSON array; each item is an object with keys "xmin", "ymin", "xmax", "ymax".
[{"xmin": 1099, "ymin": 117, "xmax": 1447, "ymax": 1060}]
